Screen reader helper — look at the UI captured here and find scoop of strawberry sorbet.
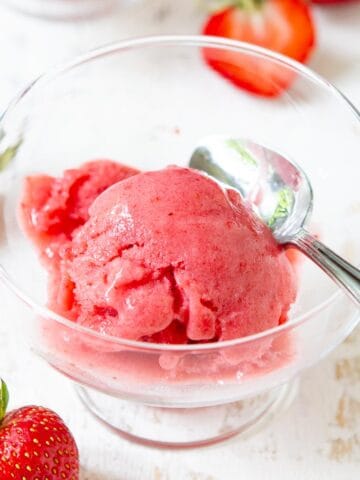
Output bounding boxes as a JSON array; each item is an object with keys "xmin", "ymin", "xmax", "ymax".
[
  {"xmin": 20, "ymin": 160, "xmax": 139, "ymax": 265},
  {"xmin": 37, "ymin": 165, "xmax": 295, "ymax": 344}
]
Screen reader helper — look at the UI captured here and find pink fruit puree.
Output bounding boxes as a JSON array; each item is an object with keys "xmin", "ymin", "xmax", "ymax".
[{"xmin": 20, "ymin": 160, "xmax": 296, "ymax": 347}]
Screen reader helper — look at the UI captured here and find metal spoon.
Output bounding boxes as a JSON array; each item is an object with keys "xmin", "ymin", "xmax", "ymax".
[{"xmin": 190, "ymin": 136, "xmax": 360, "ymax": 305}]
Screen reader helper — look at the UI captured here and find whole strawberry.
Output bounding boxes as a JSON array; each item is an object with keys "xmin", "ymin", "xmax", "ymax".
[
  {"xmin": 202, "ymin": 0, "xmax": 316, "ymax": 96},
  {"xmin": 0, "ymin": 379, "xmax": 79, "ymax": 480}
]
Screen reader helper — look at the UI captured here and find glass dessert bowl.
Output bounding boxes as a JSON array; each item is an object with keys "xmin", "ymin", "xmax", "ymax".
[{"xmin": 0, "ymin": 36, "xmax": 359, "ymax": 448}]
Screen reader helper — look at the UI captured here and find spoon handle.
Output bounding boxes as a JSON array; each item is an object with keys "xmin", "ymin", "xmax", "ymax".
[{"xmin": 292, "ymin": 229, "xmax": 360, "ymax": 305}]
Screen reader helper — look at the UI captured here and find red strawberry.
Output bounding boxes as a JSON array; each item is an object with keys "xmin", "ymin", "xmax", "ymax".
[
  {"xmin": 0, "ymin": 379, "xmax": 79, "ymax": 480},
  {"xmin": 202, "ymin": 0, "xmax": 316, "ymax": 96}
]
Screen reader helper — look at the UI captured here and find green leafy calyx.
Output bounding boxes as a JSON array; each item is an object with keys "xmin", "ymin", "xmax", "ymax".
[
  {"xmin": 0, "ymin": 379, "xmax": 9, "ymax": 424},
  {"xmin": 203, "ymin": 0, "xmax": 265, "ymax": 13}
]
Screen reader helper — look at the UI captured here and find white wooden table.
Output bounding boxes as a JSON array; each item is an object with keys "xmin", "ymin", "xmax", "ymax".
[{"xmin": 0, "ymin": 1, "xmax": 359, "ymax": 478}]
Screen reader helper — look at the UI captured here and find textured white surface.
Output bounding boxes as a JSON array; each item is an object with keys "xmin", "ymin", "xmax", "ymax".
[{"xmin": 0, "ymin": 1, "xmax": 359, "ymax": 479}]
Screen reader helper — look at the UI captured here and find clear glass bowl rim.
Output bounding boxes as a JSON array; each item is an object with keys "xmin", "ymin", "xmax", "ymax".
[{"xmin": 0, "ymin": 34, "xmax": 358, "ymax": 352}]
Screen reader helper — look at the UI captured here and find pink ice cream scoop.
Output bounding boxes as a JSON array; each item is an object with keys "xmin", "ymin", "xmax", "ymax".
[
  {"xmin": 20, "ymin": 159, "xmax": 139, "ymax": 264},
  {"xmin": 42, "ymin": 165, "xmax": 296, "ymax": 343},
  {"xmin": 20, "ymin": 161, "xmax": 296, "ymax": 344}
]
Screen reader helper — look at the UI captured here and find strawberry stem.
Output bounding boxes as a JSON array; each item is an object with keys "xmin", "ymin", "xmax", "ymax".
[
  {"xmin": 203, "ymin": 0, "xmax": 264, "ymax": 13},
  {"xmin": 234, "ymin": 0, "xmax": 264, "ymax": 10},
  {"xmin": 0, "ymin": 379, "xmax": 9, "ymax": 423}
]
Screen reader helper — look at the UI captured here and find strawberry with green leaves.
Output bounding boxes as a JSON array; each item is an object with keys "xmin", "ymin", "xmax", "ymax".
[
  {"xmin": 0, "ymin": 379, "xmax": 79, "ymax": 480},
  {"xmin": 202, "ymin": 0, "xmax": 316, "ymax": 96}
]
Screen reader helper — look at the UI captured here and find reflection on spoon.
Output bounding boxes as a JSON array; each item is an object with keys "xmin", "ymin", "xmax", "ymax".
[{"xmin": 190, "ymin": 135, "xmax": 360, "ymax": 305}]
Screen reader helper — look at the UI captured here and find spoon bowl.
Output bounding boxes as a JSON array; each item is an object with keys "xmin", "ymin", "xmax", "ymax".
[{"xmin": 190, "ymin": 136, "xmax": 360, "ymax": 305}]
